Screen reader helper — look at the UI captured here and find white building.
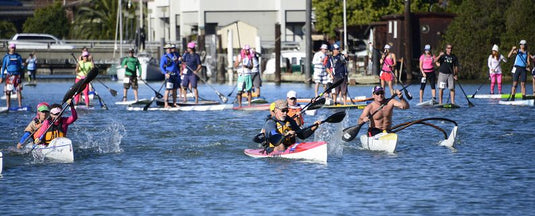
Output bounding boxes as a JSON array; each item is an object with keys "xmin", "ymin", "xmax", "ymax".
[{"xmin": 147, "ymin": 0, "xmax": 308, "ymax": 47}]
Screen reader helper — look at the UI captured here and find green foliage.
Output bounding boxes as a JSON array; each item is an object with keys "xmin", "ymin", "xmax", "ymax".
[
  {"xmin": 22, "ymin": 1, "xmax": 70, "ymax": 38},
  {"xmin": 71, "ymin": 0, "xmax": 118, "ymax": 39},
  {"xmin": 0, "ymin": 21, "xmax": 17, "ymax": 39},
  {"xmin": 443, "ymin": 0, "xmax": 535, "ymax": 79}
]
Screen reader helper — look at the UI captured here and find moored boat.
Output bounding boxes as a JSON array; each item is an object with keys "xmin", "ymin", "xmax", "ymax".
[
  {"xmin": 498, "ymin": 99, "xmax": 535, "ymax": 106},
  {"xmin": 31, "ymin": 137, "xmax": 74, "ymax": 163},
  {"xmin": 360, "ymin": 132, "xmax": 398, "ymax": 153},
  {"xmin": 244, "ymin": 141, "xmax": 327, "ymax": 163}
]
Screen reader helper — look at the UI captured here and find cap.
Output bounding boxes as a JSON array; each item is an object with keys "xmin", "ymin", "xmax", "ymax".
[
  {"xmin": 129, "ymin": 48, "xmax": 135, "ymax": 53},
  {"xmin": 424, "ymin": 44, "xmax": 431, "ymax": 50},
  {"xmin": 187, "ymin": 42, "xmax": 196, "ymax": 49},
  {"xmin": 37, "ymin": 102, "xmax": 50, "ymax": 112},
  {"xmin": 320, "ymin": 44, "xmax": 328, "ymax": 50},
  {"xmin": 9, "ymin": 43, "xmax": 16, "ymax": 49},
  {"xmin": 82, "ymin": 51, "xmax": 89, "ymax": 57},
  {"xmin": 492, "ymin": 44, "xmax": 499, "ymax": 52},
  {"xmin": 50, "ymin": 107, "xmax": 61, "ymax": 115},
  {"xmin": 270, "ymin": 102, "xmax": 276, "ymax": 112},
  {"xmin": 171, "ymin": 44, "xmax": 176, "ymax": 48},
  {"xmin": 372, "ymin": 85, "xmax": 385, "ymax": 94},
  {"xmin": 274, "ymin": 99, "xmax": 288, "ymax": 110},
  {"xmin": 384, "ymin": 44, "xmax": 391, "ymax": 49},
  {"xmin": 519, "ymin": 40, "xmax": 527, "ymax": 45},
  {"xmin": 286, "ymin": 90, "xmax": 297, "ymax": 99},
  {"xmin": 333, "ymin": 44, "xmax": 340, "ymax": 50},
  {"xmin": 164, "ymin": 44, "xmax": 172, "ymax": 49},
  {"xmin": 244, "ymin": 44, "xmax": 250, "ymax": 50}
]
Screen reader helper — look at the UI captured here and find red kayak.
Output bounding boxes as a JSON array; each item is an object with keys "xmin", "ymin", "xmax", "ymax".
[{"xmin": 244, "ymin": 141, "xmax": 327, "ymax": 163}]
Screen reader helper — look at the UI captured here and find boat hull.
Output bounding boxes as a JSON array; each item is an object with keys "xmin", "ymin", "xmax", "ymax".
[
  {"xmin": 360, "ymin": 132, "xmax": 398, "ymax": 153},
  {"xmin": 244, "ymin": 141, "xmax": 327, "ymax": 163},
  {"xmin": 31, "ymin": 137, "xmax": 74, "ymax": 163}
]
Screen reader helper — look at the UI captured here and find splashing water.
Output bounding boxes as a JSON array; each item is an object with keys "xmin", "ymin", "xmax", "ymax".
[{"xmin": 77, "ymin": 121, "xmax": 125, "ymax": 154}]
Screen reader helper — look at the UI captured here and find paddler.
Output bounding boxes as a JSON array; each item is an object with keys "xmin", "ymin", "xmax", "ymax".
[
  {"xmin": 1, "ymin": 43, "xmax": 24, "ymax": 110},
  {"xmin": 286, "ymin": 90, "xmax": 304, "ymax": 126},
  {"xmin": 359, "ymin": 86, "xmax": 409, "ymax": 137},
  {"xmin": 74, "ymin": 51, "xmax": 94, "ymax": 108},
  {"xmin": 181, "ymin": 42, "xmax": 202, "ymax": 104},
  {"xmin": 121, "ymin": 48, "xmax": 142, "ymax": 102},
  {"xmin": 16, "ymin": 102, "xmax": 50, "ymax": 149},
  {"xmin": 34, "ymin": 100, "xmax": 77, "ymax": 145},
  {"xmin": 234, "ymin": 45, "xmax": 254, "ymax": 107},
  {"xmin": 160, "ymin": 44, "xmax": 181, "ymax": 108},
  {"xmin": 262, "ymin": 100, "xmax": 320, "ymax": 153}
]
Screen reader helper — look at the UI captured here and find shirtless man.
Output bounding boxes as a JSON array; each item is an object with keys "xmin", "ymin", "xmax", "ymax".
[{"xmin": 358, "ymin": 86, "xmax": 409, "ymax": 137}]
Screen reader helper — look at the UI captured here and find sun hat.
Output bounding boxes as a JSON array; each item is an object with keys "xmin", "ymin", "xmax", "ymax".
[
  {"xmin": 519, "ymin": 40, "xmax": 527, "ymax": 45},
  {"xmin": 286, "ymin": 90, "xmax": 297, "ymax": 99},
  {"xmin": 9, "ymin": 43, "xmax": 16, "ymax": 49},
  {"xmin": 164, "ymin": 44, "xmax": 172, "ymax": 49},
  {"xmin": 37, "ymin": 102, "xmax": 50, "ymax": 112},
  {"xmin": 243, "ymin": 44, "xmax": 250, "ymax": 50},
  {"xmin": 372, "ymin": 86, "xmax": 385, "ymax": 94},
  {"xmin": 82, "ymin": 51, "xmax": 89, "ymax": 57},
  {"xmin": 187, "ymin": 42, "xmax": 196, "ymax": 49},
  {"xmin": 424, "ymin": 44, "xmax": 431, "ymax": 51},
  {"xmin": 384, "ymin": 44, "xmax": 391, "ymax": 50},
  {"xmin": 492, "ymin": 44, "xmax": 499, "ymax": 52},
  {"xmin": 50, "ymin": 107, "xmax": 61, "ymax": 115},
  {"xmin": 320, "ymin": 44, "xmax": 328, "ymax": 50}
]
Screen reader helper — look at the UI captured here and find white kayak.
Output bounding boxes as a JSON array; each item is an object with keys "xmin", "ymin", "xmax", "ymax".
[
  {"xmin": 115, "ymin": 98, "xmax": 151, "ymax": 105},
  {"xmin": 31, "ymin": 137, "xmax": 74, "ymax": 163},
  {"xmin": 244, "ymin": 141, "xmax": 327, "ymax": 163},
  {"xmin": 498, "ymin": 99, "xmax": 534, "ymax": 106},
  {"xmin": 360, "ymin": 132, "xmax": 398, "ymax": 153},
  {"xmin": 127, "ymin": 104, "xmax": 233, "ymax": 111}
]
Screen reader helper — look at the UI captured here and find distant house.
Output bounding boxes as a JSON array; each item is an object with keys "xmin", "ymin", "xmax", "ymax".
[{"xmin": 216, "ymin": 21, "xmax": 259, "ymax": 50}]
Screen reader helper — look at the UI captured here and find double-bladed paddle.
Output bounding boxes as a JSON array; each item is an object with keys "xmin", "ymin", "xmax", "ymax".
[{"xmin": 341, "ymin": 84, "xmax": 410, "ymax": 142}]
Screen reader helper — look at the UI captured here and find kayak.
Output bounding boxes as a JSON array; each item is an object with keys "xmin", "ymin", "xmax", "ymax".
[
  {"xmin": 115, "ymin": 98, "xmax": 151, "ymax": 105},
  {"xmin": 232, "ymin": 104, "xmax": 271, "ymax": 111},
  {"xmin": 498, "ymin": 99, "xmax": 534, "ymax": 106},
  {"xmin": 467, "ymin": 93, "xmax": 532, "ymax": 99},
  {"xmin": 360, "ymin": 132, "xmax": 398, "ymax": 153},
  {"xmin": 433, "ymin": 103, "xmax": 461, "ymax": 109},
  {"xmin": 244, "ymin": 141, "xmax": 327, "ymax": 163},
  {"xmin": 323, "ymin": 104, "xmax": 366, "ymax": 109},
  {"xmin": 127, "ymin": 104, "xmax": 232, "ymax": 111},
  {"xmin": 417, "ymin": 100, "xmax": 438, "ymax": 107},
  {"xmin": 31, "ymin": 137, "xmax": 74, "ymax": 163}
]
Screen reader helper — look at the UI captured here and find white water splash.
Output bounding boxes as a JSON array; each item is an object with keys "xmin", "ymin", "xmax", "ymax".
[
  {"xmin": 313, "ymin": 111, "xmax": 351, "ymax": 158},
  {"xmin": 77, "ymin": 121, "xmax": 125, "ymax": 154}
]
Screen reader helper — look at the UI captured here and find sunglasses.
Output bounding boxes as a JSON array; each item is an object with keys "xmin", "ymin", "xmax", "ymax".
[
  {"xmin": 278, "ymin": 108, "xmax": 289, "ymax": 113},
  {"xmin": 289, "ymin": 97, "xmax": 297, "ymax": 100},
  {"xmin": 374, "ymin": 91, "xmax": 385, "ymax": 95},
  {"xmin": 50, "ymin": 112, "xmax": 60, "ymax": 115}
]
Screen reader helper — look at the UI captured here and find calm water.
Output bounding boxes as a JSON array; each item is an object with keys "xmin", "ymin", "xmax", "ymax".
[{"xmin": 1, "ymin": 80, "xmax": 534, "ymax": 215}]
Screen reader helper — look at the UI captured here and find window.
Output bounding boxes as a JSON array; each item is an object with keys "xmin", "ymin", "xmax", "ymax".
[{"xmin": 285, "ymin": 22, "xmax": 304, "ymax": 42}]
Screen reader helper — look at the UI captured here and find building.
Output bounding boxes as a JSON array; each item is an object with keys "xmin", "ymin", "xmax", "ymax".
[{"xmin": 146, "ymin": 0, "xmax": 308, "ymax": 49}]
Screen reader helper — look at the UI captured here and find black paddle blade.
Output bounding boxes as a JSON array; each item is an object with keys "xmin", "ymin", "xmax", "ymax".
[
  {"xmin": 308, "ymin": 97, "xmax": 326, "ymax": 110},
  {"xmin": 324, "ymin": 111, "xmax": 346, "ymax": 123},
  {"xmin": 320, "ymin": 78, "xmax": 344, "ymax": 97},
  {"xmin": 218, "ymin": 92, "xmax": 229, "ymax": 103},
  {"xmin": 143, "ymin": 97, "xmax": 155, "ymax": 111},
  {"xmin": 110, "ymin": 89, "xmax": 118, "ymax": 97},
  {"xmin": 341, "ymin": 123, "xmax": 365, "ymax": 142},
  {"xmin": 404, "ymin": 88, "xmax": 413, "ymax": 100}
]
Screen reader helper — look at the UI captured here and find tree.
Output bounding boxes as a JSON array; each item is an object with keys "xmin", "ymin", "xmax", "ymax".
[
  {"xmin": 22, "ymin": 1, "xmax": 70, "ymax": 38},
  {"xmin": 0, "ymin": 21, "xmax": 17, "ymax": 39},
  {"xmin": 71, "ymin": 0, "xmax": 118, "ymax": 39}
]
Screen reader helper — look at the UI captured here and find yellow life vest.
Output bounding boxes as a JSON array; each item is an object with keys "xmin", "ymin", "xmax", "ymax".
[
  {"xmin": 268, "ymin": 119, "xmax": 295, "ymax": 148},
  {"xmin": 77, "ymin": 60, "xmax": 93, "ymax": 79},
  {"xmin": 43, "ymin": 121, "xmax": 65, "ymax": 144}
]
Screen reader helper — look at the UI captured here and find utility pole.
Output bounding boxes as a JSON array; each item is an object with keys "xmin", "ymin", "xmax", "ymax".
[
  {"xmin": 304, "ymin": 0, "xmax": 312, "ymax": 83},
  {"xmin": 404, "ymin": 0, "xmax": 413, "ymax": 80},
  {"xmin": 275, "ymin": 23, "xmax": 281, "ymax": 84}
]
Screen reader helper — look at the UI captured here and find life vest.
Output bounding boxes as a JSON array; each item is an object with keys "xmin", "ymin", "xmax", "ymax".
[
  {"xmin": 43, "ymin": 120, "xmax": 65, "ymax": 145},
  {"xmin": 287, "ymin": 106, "xmax": 304, "ymax": 126},
  {"xmin": 77, "ymin": 60, "xmax": 93, "ymax": 79},
  {"xmin": 268, "ymin": 118, "xmax": 295, "ymax": 148}
]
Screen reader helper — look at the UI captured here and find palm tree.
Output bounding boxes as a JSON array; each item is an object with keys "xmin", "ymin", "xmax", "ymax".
[{"xmin": 71, "ymin": 0, "xmax": 118, "ymax": 39}]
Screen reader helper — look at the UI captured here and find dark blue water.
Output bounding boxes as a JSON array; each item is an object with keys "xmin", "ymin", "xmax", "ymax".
[{"xmin": 1, "ymin": 80, "xmax": 534, "ymax": 215}]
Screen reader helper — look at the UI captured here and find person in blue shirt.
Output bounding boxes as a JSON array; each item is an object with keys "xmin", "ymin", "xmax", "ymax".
[
  {"xmin": 507, "ymin": 40, "xmax": 531, "ymax": 100},
  {"xmin": 1, "ymin": 43, "xmax": 24, "ymax": 109},
  {"xmin": 326, "ymin": 44, "xmax": 349, "ymax": 105},
  {"xmin": 160, "ymin": 44, "xmax": 181, "ymax": 108},
  {"xmin": 25, "ymin": 53, "xmax": 37, "ymax": 83},
  {"xmin": 181, "ymin": 42, "xmax": 202, "ymax": 103}
]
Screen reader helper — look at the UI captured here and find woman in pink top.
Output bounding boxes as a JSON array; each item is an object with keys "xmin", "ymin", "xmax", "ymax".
[
  {"xmin": 34, "ymin": 101, "xmax": 78, "ymax": 145},
  {"xmin": 419, "ymin": 44, "xmax": 436, "ymax": 103},
  {"xmin": 379, "ymin": 44, "xmax": 397, "ymax": 96},
  {"xmin": 488, "ymin": 44, "xmax": 506, "ymax": 94}
]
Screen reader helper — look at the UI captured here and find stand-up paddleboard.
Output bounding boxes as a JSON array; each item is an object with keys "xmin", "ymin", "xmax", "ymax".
[
  {"xmin": 232, "ymin": 104, "xmax": 271, "ymax": 111},
  {"xmin": 468, "ymin": 93, "xmax": 535, "ymax": 99},
  {"xmin": 417, "ymin": 100, "xmax": 438, "ymax": 107},
  {"xmin": 498, "ymin": 99, "xmax": 534, "ymax": 106},
  {"xmin": 127, "ymin": 104, "xmax": 232, "ymax": 111},
  {"xmin": 8, "ymin": 106, "xmax": 31, "ymax": 112},
  {"xmin": 0, "ymin": 107, "xmax": 8, "ymax": 113},
  {"xmin": 0, "ymin": 151, "xmax": 3, "ymax": 174},
  {"xmin": 75, "ymin": 105, "xmax": 96, "ymax": 110},
  {"xmin": 24, "ymin": 83, "xmax": 37, "ymax": 87},
  {"xmin": 238, "ymin": 96, "xmax": 269, "ymax": 104},
  {"xmin": 155, "ymin": 98, "xmax": 220, "ymax": 107},
  {"xmin": 433, "ymin": 103, "xmax": 461, "ymax": 109},
  {"xmin": 1, "ymin": 92, "xmax": 21, "ymax": 100},
  {"xmin": 115, "ymin": 98, "xmax": 151, "ymax": 105}
]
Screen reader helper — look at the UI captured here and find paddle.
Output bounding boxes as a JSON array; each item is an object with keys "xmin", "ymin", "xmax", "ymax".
[
  {"xmin": 341, "ymin": 84, "xmax": 410, "ymax": 142},
  {"xmin": 300, "ymin": 111, "xmax": 346, "ymax": 133},
  {"xmin": 393, "ymin": 58, "xmax": 413, "ymax": 100},
  {"xmin": 302, "ymin": 78, "xmax": 344, "ymax": 111},
  {"xmin": 456, "ymin": 80, "xmax": 475, "ymax": 107},
  {"xmin": 143, "ymin": 79, "xmax": 167, "ymax": 111},
  {"xmin": 89, "ymin": 83, "xmax": 108, "ymax": 110},
  {"xmin": 71, "ymin": 53, "xmax": 117, "ymax": 97},
  {"xmin": 184, "ymin": 64, "xmax": 228, "ymax": 103},
  {"xmin": 226, "ymin": 85, "xmax": 237, "ymax": 97},
  {"xmin": 139, "ymin": 78, "xmax": 164, "ymax": 98}
]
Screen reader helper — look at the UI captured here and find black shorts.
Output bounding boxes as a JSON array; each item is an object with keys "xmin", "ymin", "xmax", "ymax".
[
  {"xmin": 512, "ymin": 66, "xmax": 527, "ymax": 82},
  {"xmin": 420, "ymin": 71, "xmax": 436, "ymax": 90},
  {"xmin": 334, "ymin": 77, "xmax": 347, "ymax": 95},
  {"xmin": 123, "ymin": 76, "xmax": 138, "ymax": 90}
]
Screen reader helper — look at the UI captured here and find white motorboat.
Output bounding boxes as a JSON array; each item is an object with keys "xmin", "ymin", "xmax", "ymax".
[{"xmin": 31, "ymin": 137, "xmax": 74, "ymax": 163}]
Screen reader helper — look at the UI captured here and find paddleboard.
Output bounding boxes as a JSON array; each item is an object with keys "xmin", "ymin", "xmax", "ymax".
[
  {"xmin": 127, "ymin": 104, "xmax": 232, "ymax": 111},
  {"xmin": 155, "ymin": 98, "xmax": 221, "ymax": 107},
  {"xmin": 8, "ymin": 106, "xmax": 31, "ymax": 112},
  {"xmin": 232, "ymin": 104, "xmax": 271, "ymax": 111},
  {"xmin": 24, "ymin": 83, "xmax": 37, "ymax": 87},
  {"xmin": 467, "ymin": 93, "xmax": 532, "ymax": 99},
  {"xmin": 417, "ymin": 100, "xmax": 438, "ymax": 107},
  {"xmin": 251, "ymin": 97, "xmax": 268, "ymax": 104},
  {"xmin": 498, "ymin": 99, "xmax": 535, "ymax": 106},
  {"xmin": 1, "ymin": 92, "xmax": 21, "ymax": 100},
  {"xmin": 0, "ymin": 151, "xmax": 3, "ymax": 174},
  {"xmin": 433, "ymin": 103, "xmax": 461, "ymax": 109},
  {"xmin": 75, "ymin": 105, "xmax": 96, "ymax": 110},
  {"xmin": 323, "ymin": 104, "xmax": 366, "ymax": 109},
  {"xmin": 115, "ymin": 98, "xmax": 151, "ymax": 105},
  {"xmin": 296, "ymin": 96, "xmax": 371, "ymax": 104},
  {"xmin": 0, "ymin": 107, "xmax": 8, "ymax": 113}
]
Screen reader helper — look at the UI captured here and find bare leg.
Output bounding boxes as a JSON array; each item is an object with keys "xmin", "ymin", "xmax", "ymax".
[
  {"xmin": 387, "ymin": 80, "xmax": 394, "ymax": 96},
  {"xmin": 172, "ymin": 89, "xmax": 177, "ymax": 106},
  {"xmin": 419, "ymin": 89, "xmax": 424, "ymax": 103},
  {"xmin": 123, "ymin": 88, "xmax": 128, "ymax": 101},
  {"xmin": 164, "ymin": 89, "xmax": 170, "ymax": 108},
  {"xmin": 247, "ymin": 92, "xmax": 252, "ymax": 105},
  {"xmin": 133, "ymin": 89, "xmax": 138, "ymax": 101},
  {"xmin": 17, "ymin": 89, "xmax": 22, "ymax": 107},
  {"xmin": 6, "ymin": 92, "xmax": 11, "ymax": 109},
  {"xmin": 194, "ymin": 88, "xmax": 198, "ymax": 104},
  {"xmin": 450, "ymin": 89, "xmax": 455, "ymax": 104},
  {"xmin": 438, "ymin": 88, "xmax": 444, "ymax": 104},
  {"xmin": 521, "ymin": 82, "xmax": 526, "ymax": 97},
  {"xmin": 314, "ymin": 83, "xmax": 319, "ymax": 97},
  {"xmin": 237, "ymin": 93, "xmax": 243, "ymax": 107}
]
